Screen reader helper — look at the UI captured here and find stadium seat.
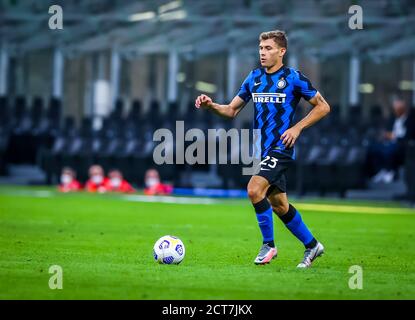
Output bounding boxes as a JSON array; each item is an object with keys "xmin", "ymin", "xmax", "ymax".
[
  {"xmin": 405, "ymin": 141, "xmax": 415, "ymax": 202},
  {"xmin": 111, "ymin": 98, "xmax": 125, "ymax": 120},
  {"xmin": 0, "ymin": 96, "xmax": 9, "ymax": 128},
  {"xmin": 129, "ymin": 99, "xmax": 143, "ymax": 122}
]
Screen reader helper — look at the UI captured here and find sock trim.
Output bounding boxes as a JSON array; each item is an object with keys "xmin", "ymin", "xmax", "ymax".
[
  {"xmin": 263, "ymin": 240, "xmax": 275, "ymax": 248},
  {"xmin": 279, "ymin": 204, "xmax": 296, "ymax": 224},
  {"xmin": 253, "ymin": 197, "xmax": 271, "ymax": 214},
  {"xmin": 305, "ymin": 238, "xmax": 318, "ymax": 249}
]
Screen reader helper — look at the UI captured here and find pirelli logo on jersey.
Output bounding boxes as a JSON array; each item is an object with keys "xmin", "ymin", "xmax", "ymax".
[{"xmin": 252, "ymin": 93, "xmax": 286, "ymax": 104}]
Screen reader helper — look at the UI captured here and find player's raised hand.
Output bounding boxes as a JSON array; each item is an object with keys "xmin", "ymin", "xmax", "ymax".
[
  {"xmin": 195, "ymin": 94, "xmax": 213, "ymax": 109},
  {"xmin": 281, "ymin": 126, "xmax": 302, "ymax": 148}
]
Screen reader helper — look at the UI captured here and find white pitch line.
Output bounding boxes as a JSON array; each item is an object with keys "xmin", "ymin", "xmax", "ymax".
[
  {"xmin": 0, "ymin": 190, "xmax": 53, "ymax": 198},
  {"xmin": 122, "ymin": 194, "xmax": 221, "ymax": 205}
]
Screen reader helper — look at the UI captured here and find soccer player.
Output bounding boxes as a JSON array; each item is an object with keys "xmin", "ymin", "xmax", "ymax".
[{"xmin": 195, "ymin": 30, "xmax": 331, "ymax": 268}]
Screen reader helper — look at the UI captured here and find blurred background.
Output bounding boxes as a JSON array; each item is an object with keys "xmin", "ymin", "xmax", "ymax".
[{"xmin": 0, "ymin": 0, "xmax": 414, "ymax": 201}]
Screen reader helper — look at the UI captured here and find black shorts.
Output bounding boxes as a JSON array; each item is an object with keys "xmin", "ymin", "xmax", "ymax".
[{"xmin": 255, "ymin": 150, "xmax": 294, "ymax": 194}]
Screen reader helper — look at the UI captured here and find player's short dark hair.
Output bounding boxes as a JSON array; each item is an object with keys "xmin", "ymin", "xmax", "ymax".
[{"xmin": 259, "ymin": 30, "xmax": 287, "ymax": 49}]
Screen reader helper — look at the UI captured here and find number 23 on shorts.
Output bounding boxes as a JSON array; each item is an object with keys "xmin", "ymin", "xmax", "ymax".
[{"xmin": 260, "ymin": 156, "xmax": 279, "ymax": 170}]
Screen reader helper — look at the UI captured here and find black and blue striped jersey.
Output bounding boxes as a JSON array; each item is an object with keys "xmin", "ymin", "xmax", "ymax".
[{"xmin": 237, "ymin": 65, "xmax": 317, "ymax": 159}]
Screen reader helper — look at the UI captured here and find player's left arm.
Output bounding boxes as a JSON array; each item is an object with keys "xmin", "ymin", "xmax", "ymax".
[{"xmin": 281, "ymin": 92, "xmax": 331, "ymax": 148}]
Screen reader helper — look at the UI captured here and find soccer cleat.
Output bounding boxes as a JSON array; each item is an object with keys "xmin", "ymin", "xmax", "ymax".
[
  {"xmin": 297, "ymin": 242, "xmax": 324, "ymax": 268},
  {"xmin": 254, "ymin": 244, "xmax": 277, "ymax": 265}
]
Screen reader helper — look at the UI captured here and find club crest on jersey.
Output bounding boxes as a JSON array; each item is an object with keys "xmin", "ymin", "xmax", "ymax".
[
  {"xmin": 277, "ymin": 78, "xmax": 286, "ymax": 89},
  {"xmin": 252, "ymin": 93, "xmax": 286, "ymax": 103}
]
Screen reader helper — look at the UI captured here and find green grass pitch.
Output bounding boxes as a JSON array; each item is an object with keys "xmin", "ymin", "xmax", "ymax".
[{"xmin": 0, "ymin": 186, "xmax": 414, "ymax": 299}]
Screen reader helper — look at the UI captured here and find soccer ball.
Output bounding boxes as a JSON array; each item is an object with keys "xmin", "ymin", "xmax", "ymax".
[{"xmin": 153, "ymin": 235, "xmax": 185, "ymax": 265}]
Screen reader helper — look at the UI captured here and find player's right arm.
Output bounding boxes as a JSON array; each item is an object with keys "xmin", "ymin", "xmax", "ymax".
[
  {"xmin": 195, "ymin": 71, "xmax": 253, "ymax": 119},
  {"xmin": 194, "ymin": 94, "xmax": 246, "ymax": 119}
]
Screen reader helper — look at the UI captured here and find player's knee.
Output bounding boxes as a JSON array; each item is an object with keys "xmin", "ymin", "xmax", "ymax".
[
  {"xmin": 271, "ymin": 203, "xmax": 289, "ymax": 216},
  {"xmin": 247, "ymin": 186, "xmax": 263, "ymax": 203}
]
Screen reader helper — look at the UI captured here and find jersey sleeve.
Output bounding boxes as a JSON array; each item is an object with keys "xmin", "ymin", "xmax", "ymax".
[
  {"xmin": 294, "ymin": 71, "xmax": 317, "ymax": 101},
  {"xmin": 237, "ymin": 72, "xmax": 253, "ymax": 103}
]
